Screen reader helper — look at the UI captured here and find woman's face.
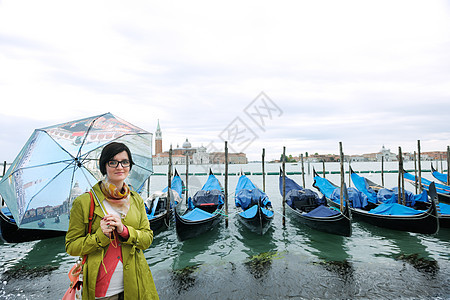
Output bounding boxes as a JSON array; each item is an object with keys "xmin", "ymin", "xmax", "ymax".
[{"xmin": 105, "ymin": 151, "xmax": 130, "ymax": 186}]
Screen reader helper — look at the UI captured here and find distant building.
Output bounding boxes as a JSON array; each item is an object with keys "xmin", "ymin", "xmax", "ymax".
[
  {"xmin": 306, "ymin": 154, "xmax": 341, "ymax": 163},
  {"xmin": 422, "ymin": 151, "xmax": 447, "ymax": 161},
  {"xmin": 376, "ymin": 145, "xmax": 397, "ymax": 162},
  {"xmin": 152, "ymin": 122, "xmax": 247, "ymax": 165},
  {"xmin": 349, "ymin": 155, "xmax": 366, "ymax": 162},
  {"xmin": 362, "ymin": 153, "xmax": 377, "ymax": 161},
  {"xmin": 209, "ymin": 152, "xmax": 248, "ymax": 164},
  {"xmin": 155, "ymin": 119, "xmax": 162, "ymax": 155}
]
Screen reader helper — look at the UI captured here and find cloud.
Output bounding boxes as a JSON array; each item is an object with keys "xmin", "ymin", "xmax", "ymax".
[{"xmin": 0, "ymin": 0, "xmax": 449, "ymax": 162}]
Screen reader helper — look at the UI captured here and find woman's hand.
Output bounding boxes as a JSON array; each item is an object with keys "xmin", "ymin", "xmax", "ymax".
[
  {"xmin": 102, "ymin": 214, "xmax": 125, "ymax": 234},
  {"xmin": 100, "ymin": 216, "xmax": 115, "ymax": 237}
]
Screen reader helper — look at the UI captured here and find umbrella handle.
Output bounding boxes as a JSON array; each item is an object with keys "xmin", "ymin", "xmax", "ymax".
[{"xmin": 90, "ymin": 188, "xmax": 107, "ymax": 216}]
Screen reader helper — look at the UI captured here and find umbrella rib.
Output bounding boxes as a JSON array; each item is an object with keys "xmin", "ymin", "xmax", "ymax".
[
  {"xmin": 36, "ymin": 129, "xmax": 76, "ymax": 160},
  {"xmin": 75, "ymin": 115, "xmax": 102, "ymax": 160}
]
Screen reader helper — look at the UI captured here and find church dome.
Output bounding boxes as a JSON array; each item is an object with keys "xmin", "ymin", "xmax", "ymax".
[{"xmin": 182, "ymin": 138, "xmax": 192, "ymax": 149}]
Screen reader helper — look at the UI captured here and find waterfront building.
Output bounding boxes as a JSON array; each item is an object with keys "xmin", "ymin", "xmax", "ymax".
[
  {"xmin": 376, "ymin": 145, "xmax": 397, "ymax": 162},
  {"xmin": 155, "ymin": 119, "xmax": 162, "ymax": 155},
  {"xmin": 152, "ymin": 122, "xmax": 247, "ymax": 165},
  {"xmin": 421, "ymin": 151, "xmax": 447, "ymax": 161}
]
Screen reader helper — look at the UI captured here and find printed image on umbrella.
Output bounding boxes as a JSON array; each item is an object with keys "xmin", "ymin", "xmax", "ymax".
[{"xmin": 0, "ymin": 112, "xmax": 153, "ymax": 233}]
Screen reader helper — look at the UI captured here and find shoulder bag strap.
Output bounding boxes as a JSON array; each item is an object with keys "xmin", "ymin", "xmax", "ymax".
[
  {"xmin": 80, "ymin": 191, "xmax": 95, "ymax": 265},
  {"xmin": 87, "ymin": 191, "xmax": 95, "ymax": 233}
]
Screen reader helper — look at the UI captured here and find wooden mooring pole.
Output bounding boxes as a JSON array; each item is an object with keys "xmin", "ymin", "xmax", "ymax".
[
  {"xmin": 381, "ymin": 156, "xmax": 385, "ymax": 187},
  {"xmin": 397, "ymin": 147, "xmax": 401, "ymax": 204},
  {"xmin": 166, "ymin": 146, "xmax": 172, "ymax": 224},
  {"xmin": 339, "ymin": 142, "xmax": 344, "ymax": 212},
  {"xmin": 147, "ymin": 143, "xmax": 151, "ymax": 198},
  {"xmin": 2, "ymin": 161, "xmax": 6, "ymax": 206},
  {"xmin": 185, "ymin": 152, "xmax": 189, "ymax": 205},
  {"xmin": 225, "ymin": 141, "xmax": 229, "ymax": 228},
  {"xmin": 147, "ymin": 176, "xmax": 151, "ymax": 198},
  {"xmin": 418, "ymin": 140, "xmax": 422, "ymax": 193},
  {"xmin": 282, "ymin": 146, "xmax": 286, "ymax": 227},
  {"xmin": 348, "ymin": 159, "xmax": 351, "ymax": 188},
  {"xmin": 262, "ymin": 148, "xmax": 266, "ymax": 192},
  {"xmin": 398, "ymin": 146, "xmax": 405, "ymax": 205},
  {"xmin": 322, "ymin": 161, "xmax": 326, "ymax": 178},
  {"xmin": 447, "ymin": 146, "xmax": 450, "ymax": 185},
  {"xmin": 301, "ymin": 154, "xmax": 305, "ymax": 189},
  {"xmin": 414, "ymin": 151, "xmax": 418, "ymax": 194}
]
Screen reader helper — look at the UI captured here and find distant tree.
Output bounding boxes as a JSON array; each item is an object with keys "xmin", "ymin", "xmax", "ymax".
[{"xmin": 280, "ymin": 154, "xmax": 296, "ymax": 163}]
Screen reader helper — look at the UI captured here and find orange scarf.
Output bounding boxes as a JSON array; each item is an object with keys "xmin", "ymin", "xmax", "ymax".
[{"xmin": 100, "ymin": 180, "xmax": 130, "ymax": 217}]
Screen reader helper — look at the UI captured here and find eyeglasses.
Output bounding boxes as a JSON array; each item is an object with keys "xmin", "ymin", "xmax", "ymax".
[{"xmin": 107, "ymin": 160, "xmax": 131, "ymax": 168}]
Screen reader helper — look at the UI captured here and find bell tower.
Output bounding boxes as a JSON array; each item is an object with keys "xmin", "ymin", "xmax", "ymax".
[{"xmin": 155, "ymin": 120, "xmax": 162, "ymax": 155}]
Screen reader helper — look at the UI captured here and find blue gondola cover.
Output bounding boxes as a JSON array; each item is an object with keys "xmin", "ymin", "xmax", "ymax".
[
  {"xmin": 304, "ymin": 205, "xmax": 340, "ymax": 217},
  {"xmin": 368, "ymin": 203, "xmax": 424, "ymax": 215},
  {"xmin": 238, "ymin": 205, "xmax": 274, "ymax": 219},
  {"xmin": 235, "ymin": 189, "xmax": 270, "ymax": 210},
  {"xmin": 404, "ymin": 171, "xmax": 450, "ymax": 195},
  {"xmin": 182, "ymin": 207, "xmax": 215, "ymax": 221},
  {"xmin": 438, "ymin": 203, "xmax": 450, "ymax": 215},
  {"xmin": 202, "ymin": 174, "xmax": 223, "ymax": 191},
  {"xmin": 235, "ymin": 175, "xmax": 270, "ymax": 210},
  {"xmin": 330, "ymin": 187, "xmax": 369, "ymax": 209},
  {"xmin": 162, "ymin": 174, "xmax": 184, "ymax": 198},
  {"xmin": 192, "ymin": 190, "xmax": 224, "ymax": 206}
]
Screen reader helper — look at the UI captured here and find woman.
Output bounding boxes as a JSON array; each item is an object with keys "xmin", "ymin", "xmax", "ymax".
[{"xmin": 66, "ymin": 142, "xmax": 159, "ymax": 300}]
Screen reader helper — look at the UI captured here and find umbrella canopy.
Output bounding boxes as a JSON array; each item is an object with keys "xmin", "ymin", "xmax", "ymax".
[{"xmin": 0, "ymin": 112, "xmax": 153, "ymax": 231}]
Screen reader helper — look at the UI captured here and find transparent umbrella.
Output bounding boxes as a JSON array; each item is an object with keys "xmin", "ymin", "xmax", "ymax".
[{"xmin": 0, "ymin": 112, "xmax": 153, "ymax": 231}]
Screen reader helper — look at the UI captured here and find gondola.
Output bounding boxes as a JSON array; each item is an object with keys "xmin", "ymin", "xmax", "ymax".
[
  {"xmin": 0, "ymin": 206, "xmax": 65, "ymax": 243},
  {"xmin": 404, "ymin": 166, "xmax": 450, "ymax": 205},
  {"xmin": 400, "ymin": 169, "xmax": 450, "ymax": 228},
  {"xmin": 281, "ymin": 170, "xmax": 352, "ymax": 237},
  {"xmin": 175, "ymin": 169, "xmax": 224, "ymax": 241},
  {"xmin": 313, "ymin": 169, "xmax": 439, "ymax": 234},
  {"xmin": 144, "ymin": 169, "xmax": 184, "ymax": 232},
  {"xmin": 431, "ymin": 164, "xmax": 449, "ymax": 185},
  {"xmin": 235, "ymin": 173, "xmax": 273, "ymax": 235}
]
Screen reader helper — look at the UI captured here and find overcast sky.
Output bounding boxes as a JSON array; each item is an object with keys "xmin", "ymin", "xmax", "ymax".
[{"xmin": 1, "ymin": 0, "xmax": 449, "ymax": 162}]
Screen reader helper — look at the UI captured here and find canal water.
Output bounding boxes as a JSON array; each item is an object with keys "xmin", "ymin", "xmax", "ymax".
[{"xmin": 0, "ymin": 162, "xmax": 449, "ymax": 299}]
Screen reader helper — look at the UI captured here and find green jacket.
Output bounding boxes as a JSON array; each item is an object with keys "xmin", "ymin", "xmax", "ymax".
[{"xmin": 65, "ymin": 182, "xmax": 159, "ymax": 300}]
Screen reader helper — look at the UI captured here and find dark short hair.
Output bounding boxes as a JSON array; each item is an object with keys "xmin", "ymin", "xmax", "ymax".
[{"xmin": 99, "ymin": 142, "xmax": 134, "ymax": 175}]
